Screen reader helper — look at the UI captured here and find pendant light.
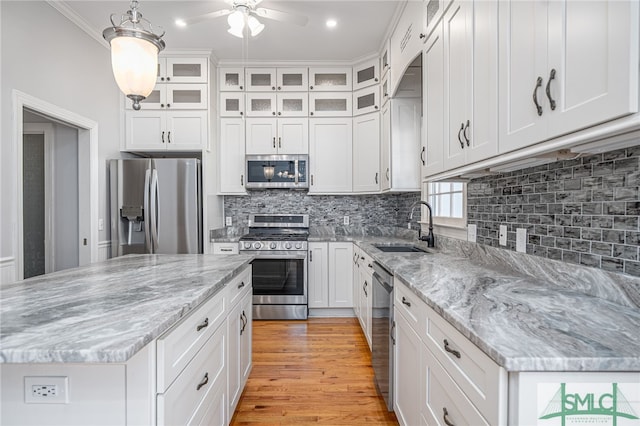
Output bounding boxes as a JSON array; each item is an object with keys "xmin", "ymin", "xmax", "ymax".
[{"xmin": 103, "ymin": 0, "xmax": 166, "ymax": 110}]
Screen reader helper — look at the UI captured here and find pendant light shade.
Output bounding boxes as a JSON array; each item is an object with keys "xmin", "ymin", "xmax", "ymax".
[
  {"xmin": 226, "ymin": 5, "xmax": 264, "ymax": 39},
  {"xmin": 103, "ymin": 0, "xmax": 165, "ymax": 110}
]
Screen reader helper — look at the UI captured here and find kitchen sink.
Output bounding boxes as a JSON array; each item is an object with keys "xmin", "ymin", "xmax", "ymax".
[{"xmin": 374, "ymin": 244, "xmax": 429, "ymax": 253}]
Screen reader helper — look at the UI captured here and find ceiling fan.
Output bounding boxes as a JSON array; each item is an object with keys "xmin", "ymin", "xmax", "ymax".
[{"xmin": 176, "ymin": 0, "xmax": 309, "ymax": 38}]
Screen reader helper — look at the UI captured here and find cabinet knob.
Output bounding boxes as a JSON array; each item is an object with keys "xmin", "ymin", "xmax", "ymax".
[
  {"xmin": 240, "ymin": 111, "xmax": 243, "ymax": 116},
  {"xmin": 166, "ymin": 103, "xmax": 171, "ymax": 108},
  {"xmin": 272, "ymin": 112, "xmax": 276, "ymax": 115},
  {"xmin": 277, "ymin": 112, "xmax": 281, "ymax": 116},
  {"xmin": 310, "ymin": 112, "xmax": 314, "ymax": 116},
  {"xmin": 375, "ymin": 78, "xmax": 379, "ymax": 82},
  {"xmin": 375, "ymin": 105, "xmax": 379, "ymax": 109},
  {"xmin": 277, "ymin": 86, "xmax": 281, "ymax": 90},
  {"xmin": 239, "ymin": 85, "xmax": 243, "ymax": 90},
  {"xmin": 419, "ymin": 33, "xmax": 426, "ymax": 39},
  {"xmin": 160, "ymin": 77, "xmax": 165, "ymax": 81},
  {"xmin": 166, "ymin": 77, "xmax": 171, "ymax": 81},
  {"xmin": 272, "ymin": 86, "xmax": 276, "ymax": 90},
  {"xmin": 161, "ymin": 104, "xmax": 165, "ymax": 108},
  {"xmin": 310, "ymin": 85, "xmax": 314, "ymax": 90}
]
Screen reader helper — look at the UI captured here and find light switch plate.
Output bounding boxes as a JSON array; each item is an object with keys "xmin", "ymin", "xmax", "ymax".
[
  {"xmin": 225, "ymin": 216, "xmax": 232, "ymax": 226},
  {"xmin": 467, "ymin": 224, "xmax": 477, "ymax": 243},
  {"xmin": 516, "ymin": 228, "xmax": 527, "ymax": 253},
  {"xmin": 499, "ymin": 225, "xmax": 507, "ymax": 246}
]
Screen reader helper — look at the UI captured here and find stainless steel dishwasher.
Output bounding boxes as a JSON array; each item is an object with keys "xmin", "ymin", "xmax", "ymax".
[{"xmin": 372, "ymin": 262, "xmax": 394, "ymax": 411}]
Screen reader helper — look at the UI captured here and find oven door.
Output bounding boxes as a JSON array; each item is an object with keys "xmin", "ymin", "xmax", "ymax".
[{"xmin": 251, "ymin": 252, "xmax": 307, "ymax": 305}]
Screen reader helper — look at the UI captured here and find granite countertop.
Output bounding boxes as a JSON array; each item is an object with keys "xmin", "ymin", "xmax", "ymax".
[{"xmin": 0, "ymin": 254, "xmax": 253, "ymax": 364}]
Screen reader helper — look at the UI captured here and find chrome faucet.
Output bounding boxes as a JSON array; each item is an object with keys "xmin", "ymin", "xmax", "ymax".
[{"xmin": 408, "ymin": 200, "xmax": 435, "ymax": 248}]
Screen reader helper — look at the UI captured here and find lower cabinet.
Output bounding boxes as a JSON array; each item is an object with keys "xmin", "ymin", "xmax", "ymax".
[
  {"xmin": 308, "ymin": 242, "xmax": 354, "ymax": 311},
  {"xmin": 353, "ymin": 248, "xmax": 373, "ymax": 349},
  {"xmin": 394, "ymin": 309, "xmax": 422, "ymax": 426},
  {"xmin": 227, "ymin": 284, "xmax": 253, "ymax": 421}
]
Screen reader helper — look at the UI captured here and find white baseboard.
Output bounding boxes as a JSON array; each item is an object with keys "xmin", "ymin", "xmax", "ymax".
[
  {"xmin": 0, "ymin": 257, "xmax": 16, "ymax": 287},
  {"xmin": 308, "ymin": 307, "xmax": 356, "ymax": 318},
  {"xmin": 97, "ymin": 241, "xmax": 111, "ymax": 262}
]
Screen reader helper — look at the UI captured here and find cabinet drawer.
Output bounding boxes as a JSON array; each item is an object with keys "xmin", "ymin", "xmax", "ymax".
[
  {"xmin": 213, "ymin": 242, "xmax": 239, "ymax": 255},
  {"xmin": 156, "ymin": 290, "xmax": 226, "ymax": 392},
  {"xmin": 424, "ymin": 305, "xmax": 505, "ymax": 425},
  {"xmin": 157, "ymin": 323, "xmax": 226, "ymax": 426},
  {"xmin": 395, "ymin": 281, "xmax": 425, "ymax": 335},
  {"xmin": 228, "ymin": 266, "xmax": 252, "ymax": 309},
  {"xmin": 421, "ymin": 342, "xmax": 489, "ymax": 426}
]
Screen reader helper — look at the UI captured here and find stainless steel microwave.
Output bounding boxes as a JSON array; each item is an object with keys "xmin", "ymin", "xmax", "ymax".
[{"xmin": 246, "ymin": 155, "xmax": 309, "ymax": 189}]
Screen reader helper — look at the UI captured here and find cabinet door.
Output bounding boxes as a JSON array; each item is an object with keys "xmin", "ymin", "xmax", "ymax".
[
  {"xmin": 246, "ymin": 118, "xmax": 277, "ymax": 155},
  {"xmin": 278, "ymin": 118, "xmax": 309, "ymax": 154},
  {"xmin": 246, "ymin": 68, "xmax": 277, "ymax": 91},
  {"xmin": 166, "ymin": 84, "xmax": 208, "ymax": 109},
  {"xmin": 309, "ymin": 67, "xmax": 353, "ymax": 91},
  {"xmin": 498, "ymin": 0, "xmax": 548, "ymax": 153},
  {"xmin": 164, "ymin": 57, "xmax": 208, "ymax": 83},
  {"xmin": 353, "ymin": 86, "xmax": 380, "ymax": 116},
  {"xmin": 352, "ymin": 247, "xmax": 361, "ymax": 318},
  {"xmin": 353, "ymin": 113, "xmax": 381, "ymax": 193},
  {"xmin": 220, "ymin": 93, "xmax": 245, "ymax": 117},
  {"xmin": 394, "ymin": 310, "xmax": 422, "ymax": 426},
  {"xmin": 240, "ymin": 290, "xmax": 253, "ymax": 387},
  {"xmin": 276, "ymin": 93, "xmax": 308, "ymax": 117},
  {"xmin": 276, "ymin": 67, "xmax": 308, "ymax": 91},
  {"xmin": 360, "ymin": 266, "xmax": 372, "ymax": 350},
  {"xmin": 126, "ymin": 86, "xmax": 167, "ymax": 110},
  {"xmin": 166, "ymin": 111, "xmax": 207, "ymax": 150},
  {"xmin": 219, "ymin": 67, "xmax": 245, "ymax": 91},
  {"xmin": 423, "ymin": 24, "xmax": 445, "ymax": 177},
  {"xmin": 380, "ymin": 104, "xmax": 391, "ymax": 191},
  {"xmin": 246, "ymin": 93, "xmax": 277, "ymax": 117},
  {"xmin": 546, "ymin": 0, "xmax": 639, "ymax": 139},
  {"xmin": 309, "ymin": 92, "xmax": 353, "ymax": 117},
  {"xmin": 309, "ymin": 118, "xmax": 353, "ymax": 193},
  {"xmin": 353, "ymin": 58, "xmax": 380, "ymax": 91},
  {"xmin": 422, "ymin": 0, "xmax": 454, "ymax": 41},
  {"xmin": 307, "ymin": 242, "xmax": 328, "ymax": 308},
  {"xmin": 443, "ymin": 1, "xmax": 472, "ymax": 170},
  {"xmin": 125, "ymin": 110, "xmax": 166, "ymax": 151},
  {"xmin": 381, "ymin": 74, "xmax": 390, "ymax": 107},
  {"xmin": 219, "ymin": 118, "xmax": 246, "ymax": 194},
  {"xmin": 381, "ymin": 40, "xmax": 390, "ymax": 78},
  {"xmin": 328, "ymin": 243, "xmax": 353, "ymax": 308},
  {"xmin": 227, "ymin": 301, "xmax": 243, "ymax": 414}
]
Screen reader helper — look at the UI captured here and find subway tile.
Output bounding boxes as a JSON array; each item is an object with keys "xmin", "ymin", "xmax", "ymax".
[
  {"xmin": 572, "ymin": 215, "xmax": 592, "ymax": 228},
  {"xmin": 563, "ymin": 227, "xmax": 581, "ymax": 238},
  {"xmin": 613, "ymin": 244, "xmax": 638, "ymax": 261},
  {"xmin": 581, "ymin": 228, "xmax": 601, "ymax": 241},
  {"xmin": 592, "ymin": 216, "xmax": 613, "ymax": 229},
  {"xmin": 556, "ymin": 237, "xmax": 572, "ymax": 249},
  {"xmin": 603, "ymin": 229, "xmax": 626, "ymax": 244},
  {"xmin": 592, "ymin": 188, "xmax": 614, "ymax": 201},
  {"xmin": 626, "ymin": 231, "xmax": 640, "ymax": 245},
  {"xmin": 580, "ymin": 253, "xmax": 601, "ymax": 268},
  {"xmin": 624, "ymin": 261, "xmax": 640, "ymax": 277},
  {"xmin": 627, "ymin": 171, "xmax": 640, "ymax": 187},
  {"xmin": 548, "ymin": 225, "xmax": 564, "ymax": 237},
  {"xmin": 614, "ymin": 216, "xmax": 639, "ymax": 230},
  {"xmin": 593, "ymin": 161, "xmax": 614, "ymax": 176},
  {"xmin": 564, "ymin": 178, "xmax": 582, "ymax": 190},
  {"xmin": 541, "ymin": 236, "xmax": 555, "ymax": 247},
  {"xmin": 627, "ymin": 201, "xmax": 640, "ymax": 216},
  {"xmin": 584, "ymin": 154, "xmax": 604, "ymax": 164},
  {"xmin": 582, "ymin": 202, "xmax": 603, "ymax": 215},
  {"xmin": 591, "ymin": 242, "xmax": 612, "ymax": 256},
  {"xmin": 614, "ymin": 187, "xmax": 638, "ymax": 201},
  {"xmin": 540, "ymin": 193, "xmax": 556, "ymax": 203},
  {"xmin": 562, "ymin": 251, "xmax": 580, "ymax": 264},
  {"xmin": 548, "ymin": 248, "xmax": 563, "ymax": 260},
  {"xmin": 601, "ymin": 257, "xmax": 624, "ymax": 273},
  {"xmin": 571, "ymin": 240, "xmax": 591, "ymax": 253},
  {"xmin": 548, "ymin": 204, "xmax": 563, "ymax": 214},
  {"xmin": 614, "ymin": 158, "xmax": 639, "ymax": 174},
  {"xmin": 603, "ymin": 148, "xmax": 627, "ymax": 161},
  {"xmin": 563, "ymin": 203, "xmax": 582, "ymax": 214},
  {"xmin": 604, "ymin": 202, "xmax": 627, "ymax": 215},
  {"xmin": 626, "ymin": 145, "xmax": 640, "ymax": 157},
  {"xmin": 555, "ymin": 168, "xmax": 573, "ymax": 180},
  {"xmin": 573, "ymin": 165, "xmax": 592, "ymax": 178}
]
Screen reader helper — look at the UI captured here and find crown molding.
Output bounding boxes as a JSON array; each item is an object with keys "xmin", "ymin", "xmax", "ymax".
[{"xmin": 46, "ymin": 1, "xmax": 109, "ymax": 49}]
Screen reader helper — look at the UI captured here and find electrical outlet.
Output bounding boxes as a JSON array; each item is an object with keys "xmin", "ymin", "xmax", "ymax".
[
  {"xmin": 225, "ymin": 216, "xmax": 232, "ymax": 226},
  {"xmin": 98, "ymin": 218, "xmax": 104, "ymax": 231},
  {"xmin": 516, "ymin": 228, "xmax": 527, "ymax": 253},
  {"xmin": 25, "ymin": 376, "xmax": 69, "ymax": 404},
  {"xmin": 499, "ymin": 225, "xmax": 507, "ymax": 246},
  {"xmin": 343, "ymin": 216, "xmax": 350, "ymax": 225},
  {"xmin": 467, "ymin": 224, "xmax": 477, "ymax": 243}
]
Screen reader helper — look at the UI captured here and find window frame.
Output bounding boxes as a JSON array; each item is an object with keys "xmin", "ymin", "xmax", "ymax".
[{"xmin": 423, "ymin": 181, "xmax": 467, "ymax": 229}]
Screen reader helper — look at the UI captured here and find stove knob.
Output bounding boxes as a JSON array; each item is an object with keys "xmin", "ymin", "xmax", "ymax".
[
  {"xmin": 295, "ymin": 242, "xmax": 302, "ymax": 250},
  {"xmin": 253, "ymin": 242, "xmax": 262, "ymax": 249},
  {"xmin": 270, "ymin": 242, "xmax": 277, "ymax": 250},
  {"xmin": 243, "ymin": 242, "xmax": 253, "ymax": 249},
  {"xmin": 284, "ymin": 242, "xmax": 292, "ymax": 250}
]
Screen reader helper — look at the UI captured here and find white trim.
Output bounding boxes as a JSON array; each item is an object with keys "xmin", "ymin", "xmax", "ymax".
[
  {"xmin": 13, "ymin": 90, "xmax": 100, "ymax": 281},
  {"xmin": 97, "ymin": 241, "xmax": 112, "ymax": 262},
  {"xmin": 0, "ymin": 257, "xmax": 16, "ymax": 287},
  {"xmin": 308, "ymin": 308, "xmax": 356, "ymax": 318},
  {"xmin": 46, "ymin": 1, "xmax": 109, "ymax": 49}
]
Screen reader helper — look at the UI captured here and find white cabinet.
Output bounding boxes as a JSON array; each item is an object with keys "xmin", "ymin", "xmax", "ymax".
[
  {"xmin": 276, "ymin": 68, "xmax": 309, "ymax": 91},
  {"xmin": 353, "ymin": 112, "xmax": 380, "ymax": 193},
  {"xmin": 422, "ymin": 0, "xmax": 454, "ymax": 41},
  {"xmin": 381, "ymin": 74, "xmax": 390, "ymax": 107},
  {"xmin": 309, "ymin": 118, "xmax": 353, "ymax": 193},
  {"xmin": 309, "ymin": 92, "xmax": 352, "ymax": 117},
  {"xmin": 246, "ymin": 93, "xmax": 276, "ymax": 117},
  {"xmin": 389, "ymin": 1, "xmax": 424, "ymax": 97},
  {"xmin": 307, "ymin": 242, "xmax": 329, "ymax": 308},
  {"xmin": 356, "ymin": 250, "xmax": 373, "ymax": 349},
  {"xmin": 353, "ymin": 58, "xmax": 380, "ymax": 91},
  {"xmin": 227, "ymin": 280, "xmax": 252, "ymax": 421},
  {"xmin": 157, "ymin": 57, "xmax": 208, "ymax": 83},
  {"xmin": 498, "ymin": 0, "xmax": 639, "ymax": 153},
  {"xmin": 247, "ymin": 93, "xmax": 308, "ymax": 117},
  {"xmin": 309, "ymin": 67, "xmax": 352, "ymax": 91},
  {"xmin": 127, "ymin": 84, "xmax": 208, "ymax": 110},
  {"xmin": 218, "ymin": 118, "xmax": 246, "ymax": 194},
  {"xmin": 219, "ymin": 67, "xmax": 245, "ymax": 91},
  {"xmin": 212, "ymin": 242, "xmax": 239, "ymax": 255},
  {"xmin": 125, "ymin": 110, "xmax": 207, "ymax": 151},
  {"xmin": 381, "ymin": 39, "xmax": 390, "ymax": 79},
  {"xmin": 246, "ymin": 118, "xmax": 308, "ymax": 155},
  {"xmin": 245, "ymin": 68, "xmax": 277, "ymax": 91},
  {"xmin": 353, "ymin": 86, "xmax": 380, "ymax": 116},
  {"xmin": 352, "ymin": 246, "xmax": 361, "ymax": 319},
  {"xmin": 220, "ymin": 93, "xmax": 245, "ymax": 117},
  {"xmin": 394, "ymin": 306, "xmax": 423, "ymax": 426}
]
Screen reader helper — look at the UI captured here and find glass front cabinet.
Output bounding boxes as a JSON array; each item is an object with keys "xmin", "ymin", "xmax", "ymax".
[
  {"xmin": 353, "ymin": 58, "xmax": 380, "ymax": 91},
  {"xmin": 308, "ymin": 67, "xmax": 353, "ymax": 92}
]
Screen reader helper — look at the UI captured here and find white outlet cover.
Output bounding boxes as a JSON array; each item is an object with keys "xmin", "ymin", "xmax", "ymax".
[
  {"xmin": 25, "ymin": 376, "xmax": 69, "ymax": 404},
  {"xmin": 516, "ymin": 228, "xmax": 527, "ymax": 253},
  {"xmin": 467, "ymin": 224, "xmax": 477, "ymax": 243},
  {"xmin": 343, "ymin": 216, "xmax": 350, "ymax": 225},
  {"xmin": 225, "ymin": 216, "xmax": 232, "ymax": 226},
  {"xmin": 499, "ymin": 225, "xmax": 508, "ymax": 246}
]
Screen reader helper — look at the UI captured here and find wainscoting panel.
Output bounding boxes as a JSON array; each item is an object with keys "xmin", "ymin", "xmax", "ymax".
[{"xmin": 0, "ymin": 257, "xmax": 16, "ymax": 287}]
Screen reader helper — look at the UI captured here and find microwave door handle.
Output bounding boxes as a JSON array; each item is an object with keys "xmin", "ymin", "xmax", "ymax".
[
  {"xmin": 143, "ymin": 168, "xmax": 151, "ymax": 252},
  {"xmin": 295, "ymin": 159, "xmax": 299, "ymax": 185},
  {"xmin": 150, "ymin": 169, "xmax": 160, "ymax": 252}
]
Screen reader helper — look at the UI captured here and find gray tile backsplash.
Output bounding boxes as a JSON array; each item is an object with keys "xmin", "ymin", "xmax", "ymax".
[
  {"xmin": 224, "ymin": 190, "xmax": 421, "ymax": 229},
  {"xmin": 468, "ymin": 145, "xmax": 640, "ymax": 277}
]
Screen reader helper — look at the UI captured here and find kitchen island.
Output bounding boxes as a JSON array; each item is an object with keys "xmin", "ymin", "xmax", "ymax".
[{"xmin": 0, "ymin": 254, "xmax": 254, "ymax": 425}]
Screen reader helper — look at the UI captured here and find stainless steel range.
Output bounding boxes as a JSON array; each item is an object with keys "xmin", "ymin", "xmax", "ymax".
[{"xmin": 240, "ymin": 214, "xmax": 309, "ymax": 320}]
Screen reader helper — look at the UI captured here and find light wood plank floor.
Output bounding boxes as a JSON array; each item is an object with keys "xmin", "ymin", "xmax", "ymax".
[{"xmin": 230, "ymin": 317, "xmax": 399, "ymax": 425}]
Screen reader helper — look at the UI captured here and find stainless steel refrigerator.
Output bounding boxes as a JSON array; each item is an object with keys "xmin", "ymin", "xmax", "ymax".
[{"xmin": 110, "ymin": 158, "xmax": 202, "ymax": 257}]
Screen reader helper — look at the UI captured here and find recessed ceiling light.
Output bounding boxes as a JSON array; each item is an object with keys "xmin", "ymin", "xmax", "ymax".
[
  {"xmin": 326, "ymin": 19, "xmax": 337, "ymax": 28},
  {"xmin": 175, "ymin": 19, "xmax": 187, "ymax": 28}
]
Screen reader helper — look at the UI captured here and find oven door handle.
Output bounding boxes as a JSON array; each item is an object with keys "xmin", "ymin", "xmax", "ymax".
[{"xmin": 248, "ymin": 253, "xmax": 308, "ymax": 260}]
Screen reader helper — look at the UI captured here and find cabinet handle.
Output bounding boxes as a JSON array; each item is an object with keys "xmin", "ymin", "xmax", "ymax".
[
  {"xmin": 196, "ymin": 317, "xmax": 209, "ymax": 332},
  {"xmin": 196, "ymin": 372, "xmax": 209, "ymax": 391},
  {"xmin": 533, "ymin": 76, "xmax": 543, "ymax": 116},
  {"xmin": 238, "ymin": 281, "xmax": 245, "ymax": 289},
  {"xmin": 240, "ymin": 174, "xmax": 244, "ymax": 186},
  {"xmin": 167, "ymin": 131, "xmax": 171, "ymax": 143},
  {"xmin": 457, "ymin": 123, "xmax": 464, "ymax": 149},
  {"xmin": 375, "ymin": 172, "xmax": 378, "ymax": 184},
  {"xmin": 309, "ymin": 251, "xmax": 313, "ymax": 262},
  {"xmin": 220, "ymin": 248, "xmax": 233, "ymax": 252},
  {"xmin": 375, "ymin": 105, "xmax": 379, "ymax": 110},
  {"xmin": 443, "ymin": 407, "xmax": 455, "ymax": 426},
  {"xmin": 311, "ymin": 174, "xmax": 314, "ymax": 185},
  {"xmin": 160, "ymin": 103, "xmax": 165, "ymax": 108},
  {"xmin": 545, "ymin": 68, "xmax": 557, "ymax": 111},
  {"xmin": 443, "ymin": 339, "xmax": 461, "ymax": 359},
  {"xmin": 401, "ymin": 296, "xmax": 411, "ymax": 307},
  {"xmin": 363, "ymin": 281, "xmax": 368, "ymax": 297},
  {"xmin": 273, "ymin": 137, "xmax": 276, "ymax": 148},
  {"xmin": 463, "ymin": 120, "xmax": 470, "ymax": 147},
  {"xmin": 278, "ymin": 137, "xmax": 281, "ymax": 148},
  {"xmin": 240, "ymin": 311, "xmax": 247, "ymax": 334},
  {"xmin": 421, "ymin": 146, "xmax": 425, "ymax": 166},
  {"xmin": 161, "ymin": 131, "xmax": 165, "ymax": 143},
  {"xmin": 386, "ymin": 168, "xmax": 390, "ymax": 181},
  {"xmin": 390, "ymin": 320, "xmax": 396, "ymax": 345}
]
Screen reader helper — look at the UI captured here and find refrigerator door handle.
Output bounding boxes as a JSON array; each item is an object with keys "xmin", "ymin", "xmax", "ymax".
[
  {"xmin": 143, "ymin": 168, "xmax": 152, "ymax": 252},
  {"xmin": 150, "ymin": 168, "xmax": 160, "ymax": 252}
]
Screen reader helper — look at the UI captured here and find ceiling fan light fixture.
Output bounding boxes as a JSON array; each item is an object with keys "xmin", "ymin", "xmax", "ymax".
[
  {"xmin": 248, "ymin": 16, "xmax": 265, "ymax": 36},
  {"xmin": 227, "ymin": 26, "xmax": 244, "ymax": 38}
]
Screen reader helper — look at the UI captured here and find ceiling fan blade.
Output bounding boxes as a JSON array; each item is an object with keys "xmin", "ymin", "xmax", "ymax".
[
  {"xmin": 254, "ymin": 7, "xmax": 308, "ymax": 26},
  {"xmin": 182, "ymin": 9, "xmax": 232, "ymax": 26}
]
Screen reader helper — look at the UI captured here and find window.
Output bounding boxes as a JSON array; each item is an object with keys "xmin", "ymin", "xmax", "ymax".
[{"xmin": 425, "ymin": 181, "xmax": 467, "ymax": 228}]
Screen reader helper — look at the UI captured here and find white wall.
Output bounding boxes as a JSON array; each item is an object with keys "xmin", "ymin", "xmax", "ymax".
[{"xmin": 1, "ymin": 2, "xmax": 122, "ymax": 265}]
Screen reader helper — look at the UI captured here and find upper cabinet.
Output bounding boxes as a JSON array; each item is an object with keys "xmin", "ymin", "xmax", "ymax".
[
  {"xmin": 389, "ymin": 1, "xmax": 424, "ymax": 97},
  {"xmin": 353, "ymin": 86, "xmax": 380, "ymax": 116},
  {"xmin": 309, "ymin": 92, "xmax": 352, "ymax": 117},
  {"xmin": 353, "ymin": 58, "xmax": 380, "ymax": 91},
  {"xmin": 219, "ymin": 67, "xmax": 245, "ymax": 91},
  {"xmin": 381, "ymin": 39, "xmax": 390, "ymax": 79},
  {"xmin": 422, "ymin": 0, "xmax": 454, "ymax": 41},
  {"xmin": 245, "ymin": 68, "xmax": 277, "ymax": 91},
  {"xmin": 245, "ymin": 67, "xmax": 308, "ymax": 91},
  {"xmin": 498, "ymin": 0, "xmax": 639, "ymax": 154},
  {"xmin": 309, "ymin": 67, "xmax": 353, "ymax": 92},
  {"xmin": 157, "ymin": 58, "xmax": 208, "ymax": 84},
  {"xmin": 125, "ymin": 84, "xmax": 208, "ymax": 110}
]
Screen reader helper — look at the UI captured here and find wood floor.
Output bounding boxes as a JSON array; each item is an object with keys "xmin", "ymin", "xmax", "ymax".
[{"xmin": 230, "ymin": 318, "xmax": 399, "ymax": 425}]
